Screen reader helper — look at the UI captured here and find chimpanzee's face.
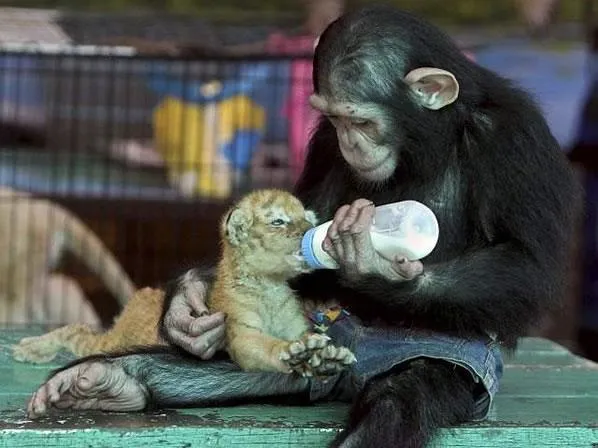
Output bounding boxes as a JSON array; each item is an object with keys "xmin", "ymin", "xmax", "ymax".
[
  {"xmin": 309, "ymin": 94, "xmax": 399, "ymax": 183},
  {"xmin": 310, "ymin": 68, "xmax": 460, "ymax": 183}
]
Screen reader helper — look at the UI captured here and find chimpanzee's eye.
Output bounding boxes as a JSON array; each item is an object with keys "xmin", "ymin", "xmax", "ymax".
[{"xmin": 270, "ymin": 219, "xmax": 286, "ymax": 227}]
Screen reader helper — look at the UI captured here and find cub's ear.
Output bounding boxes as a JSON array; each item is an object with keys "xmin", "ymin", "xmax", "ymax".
[
  {"xmin": 223, "ymin": 208, "xmax": 253, "ymax": 246},
  {"xmin": 305, "ymin": 210, "xmax": 319, "ymax": 226},
  {"xmin": 404, "ymin": 67, "xmax": 459, "ymax": 110}
]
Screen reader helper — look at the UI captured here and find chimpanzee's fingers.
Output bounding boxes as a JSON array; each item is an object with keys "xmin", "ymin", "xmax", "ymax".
[
  {"xmin": 338, "ymin": 202, "xmax": 359, "ymax": 232},
  {"xmin": 184, "ymin": 281, "xmax": 210, "ymax": 317},
  {"xmin": 166, "ymin": 292, "xmax": 207, "ymax": 334},
  {"xmin": 337, "ymin": 199, "xmax": 372, "ymax": 231},
  {"xmin": 328, "ymin": 205, "xmax": 350, "ymax": 240},
  {"xmin": 165, "ymin": 312, "xmax": 195, "ymax": 338},
  {"xmin": 338, "ymin": 204, "xmax": 359, "ymax": 263},
  {"xmin": 171, "ymin": 323, "xmax": 226, "ymax": 360},
  {"xmin": 337, "ymin": 199, "xmax": 374, "ymax": 265},
  {"xmin": 326, "ymin": 205, "xmax": 350, "ymax": 261},
  {"xmin": 347, "ymin": 200, "xmax": 375, "ymax": 235},
  {"xmin": 191, "ymin": 324, "xmax": 227, "ymax": 360},
  {"xmin": 187, "ymin": 312, "xmax": 226, "ymax": 337},
  {"xmin": 350, "ymin": 201, "xmax": 376, "ymax": 259}
]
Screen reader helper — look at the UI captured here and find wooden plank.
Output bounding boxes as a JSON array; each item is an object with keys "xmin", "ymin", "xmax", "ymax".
[
  {"xmin": 487, "ymin": 396, "xmax": 598, "ymax": 424},
  {"xmin": 515, "ymin": 337, "xmax": 571, "ymax": 352},
  {"xmin": 1, "ymin": 393, "xmax": 598, "ymax": 428},
  {"xmin": 0, "ymin": 329, "xmax": 596, "ymax": 448},
  {"xmin": 497, "ymin": 368, "xmax": 598, "ymax": 398},
  {"xmin": 0, "ymin": 411, "xmax": 597, "ymax": 447}
]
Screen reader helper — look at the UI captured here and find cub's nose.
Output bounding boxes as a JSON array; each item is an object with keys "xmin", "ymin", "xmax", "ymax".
[
  {"xmin": 291, "ymin": 219, "xmax": 313, "ymax": 238},
  {"xmin": 300, "ymin": 219, "xmax": 315, "ymax": 232}
]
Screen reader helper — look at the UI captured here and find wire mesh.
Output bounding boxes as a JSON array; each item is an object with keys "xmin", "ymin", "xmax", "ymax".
[{"xmin": 0, "ymin": 30, "xmax": 314, "ymax": 329}]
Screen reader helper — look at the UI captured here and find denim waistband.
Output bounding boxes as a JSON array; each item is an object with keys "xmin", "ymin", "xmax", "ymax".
[{"xmin": 309, "ymin": 314, "xmax": 504, "ymax": 420}]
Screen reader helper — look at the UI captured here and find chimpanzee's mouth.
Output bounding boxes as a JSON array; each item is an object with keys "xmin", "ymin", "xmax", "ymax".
[{"xmin": 354, "ymin": 153, "xmax": 394, "ymax": 174}]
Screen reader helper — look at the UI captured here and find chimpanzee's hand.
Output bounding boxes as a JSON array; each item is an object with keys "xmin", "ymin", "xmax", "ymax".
[
  {"xmin": 323, "ymin": 199, "xmax": 424, "ymax": 281},
  {"xmin": 163, "ymin": 271, "xmax": 226, "ymax": 359}
]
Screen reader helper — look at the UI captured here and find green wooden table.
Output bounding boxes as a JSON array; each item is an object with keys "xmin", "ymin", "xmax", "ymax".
[{"xmin": 0, "ymin": 327, "xmax": 597, "ymax": 447}]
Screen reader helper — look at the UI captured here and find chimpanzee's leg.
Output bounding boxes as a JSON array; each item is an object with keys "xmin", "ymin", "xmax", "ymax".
[
  {"xmin": 330, "ymin": 359, "xmax": 477, "ymax": 448},
  {"xmin": 327, "ymin": 321, "xmax": 504, "ymax": 448},
  {"xmin": 27, "ymin": 350, "xmax": 313, "ymax": 419}
]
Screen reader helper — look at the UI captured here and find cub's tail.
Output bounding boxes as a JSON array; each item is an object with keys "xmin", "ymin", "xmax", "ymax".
[{"xmin": 13, "ymin": 287, "xmax": 166, "ymax": 363}]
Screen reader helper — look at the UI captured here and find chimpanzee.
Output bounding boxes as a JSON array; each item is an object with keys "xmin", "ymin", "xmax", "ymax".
[{"xmin": 26, "ymin": 6, "xmax": 580, "ymax": 448}]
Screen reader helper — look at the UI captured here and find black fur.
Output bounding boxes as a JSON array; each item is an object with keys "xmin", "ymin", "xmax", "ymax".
[
  {"xmin": 41, "ymin": 6, "xmax": 581, "ymax": 448},
  {"xmin": 293, "ymin": 6, "xmax": 580, "ymax": 349},
  {"xmin": 330, "ymin": 360, "xmax": 476, "ymax": 448},
  {"xmin": 288, "ymin": 5, "xmax": 581, "ymax": 447}
]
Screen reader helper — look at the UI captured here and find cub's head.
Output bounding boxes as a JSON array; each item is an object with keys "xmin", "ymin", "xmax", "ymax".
[{"xmin": 221, "ymin": 189, "xmax": 317, "ymax": 276}]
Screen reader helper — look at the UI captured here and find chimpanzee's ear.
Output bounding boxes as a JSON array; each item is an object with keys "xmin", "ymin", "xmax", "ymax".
[
  {"xmin": 223, "ymin": 207, "xmax": 253, "ymax": 246},
  {"xmin": 404, "ymin": 68, "xmax": 459, "ymax": 110}
]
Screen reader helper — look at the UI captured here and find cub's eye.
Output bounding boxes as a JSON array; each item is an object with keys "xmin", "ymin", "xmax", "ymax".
[{"xmin": 270, "ymin": 219, "xmax": 287, "ymax": 227}]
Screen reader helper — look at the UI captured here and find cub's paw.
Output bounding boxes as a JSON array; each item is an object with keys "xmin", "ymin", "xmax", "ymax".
[
  {"xmin": 13, "ymin": 335, "xmax": 61, "ymax": 364},
  {"xmin": 308, "ymin": 344, "xmax": 356, "ymax": 378},
  {"xmin": 279, "ymin": 333, "xmax": 331, "ymax": 377}
]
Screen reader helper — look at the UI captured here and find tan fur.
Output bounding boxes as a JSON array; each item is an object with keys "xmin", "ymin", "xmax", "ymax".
[
  {"xmin": 13, "ymin": 189, "xmax": 320, "ymax": 372},
  {"xmin": 208, "ymin": 189, "xmax": 317, "ymax": 373},
  {"xmin": 0, "ymin": 187, "xmax": 135, "ymax": 326},
  {"xmin": 13, "ymin": 287, "xmax": 165, "ymax": 363}
]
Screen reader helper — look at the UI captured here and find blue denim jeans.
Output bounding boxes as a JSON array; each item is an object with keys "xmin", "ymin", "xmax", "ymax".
[{"xmin": 308, "ymin": 312, "xmax": 504, "ymax": 420}]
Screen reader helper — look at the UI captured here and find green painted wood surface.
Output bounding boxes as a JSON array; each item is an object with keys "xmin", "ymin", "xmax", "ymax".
[{"xmin": 0, "ymin": 327, "xmax": 597, "ymax": 447}]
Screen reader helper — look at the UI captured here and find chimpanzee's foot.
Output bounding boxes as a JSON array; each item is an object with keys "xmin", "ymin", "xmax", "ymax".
[{"xmin": 27, "ymin": 360, "xmax": 148, "ymax": 419}]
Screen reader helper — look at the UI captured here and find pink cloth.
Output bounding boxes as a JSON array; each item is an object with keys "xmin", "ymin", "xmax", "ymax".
[{"xmin": 266, "ymin": 33, "xmax": 319, "ymax": 180}]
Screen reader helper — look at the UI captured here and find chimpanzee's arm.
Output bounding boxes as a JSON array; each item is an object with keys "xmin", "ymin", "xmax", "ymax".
[
  {"xmin": 291, "ymin": 149, "xmax": 580, "ymax": 347},
  {"xmin": 290, "ymin": 242, "xmax": 549, "ymax": 346}
]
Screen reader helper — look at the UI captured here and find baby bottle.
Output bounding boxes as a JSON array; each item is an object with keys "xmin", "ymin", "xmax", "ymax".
[{"xmin": 301, "ymin": 200, "xmax": 439, "ymax": 269}]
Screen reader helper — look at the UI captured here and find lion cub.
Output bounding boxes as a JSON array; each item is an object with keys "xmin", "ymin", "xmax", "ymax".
[
  {"xmin": 209, "ymin": 188, "xmax": 355, "ymax": 375},
  {"xmin": 14, "ymin": 189, "xmax": 355, "ymax": 377}
]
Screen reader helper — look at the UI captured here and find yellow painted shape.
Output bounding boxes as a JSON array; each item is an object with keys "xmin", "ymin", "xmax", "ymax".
[{"xmin": 153, "ymin": 93, "xmax": 266, "ymax": 198}]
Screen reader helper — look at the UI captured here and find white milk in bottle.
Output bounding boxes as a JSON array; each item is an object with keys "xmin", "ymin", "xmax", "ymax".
[{"xmin": 301, "ymin": 200, "xmax": 439, "ymax": 269}]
